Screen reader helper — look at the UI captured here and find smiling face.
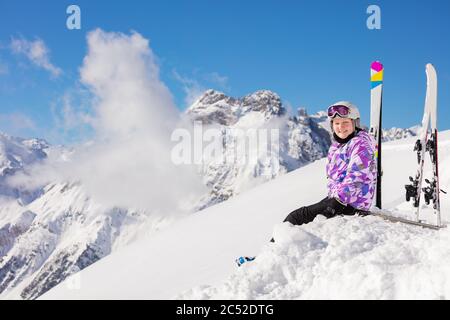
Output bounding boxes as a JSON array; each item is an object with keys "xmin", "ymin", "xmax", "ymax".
[{"xmin": 332, "ymin": 117, "xmax": 355, "ymax": 139}]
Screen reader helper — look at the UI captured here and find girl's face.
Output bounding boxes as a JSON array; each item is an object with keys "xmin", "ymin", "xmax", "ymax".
[{"xmin": 332, "ymin": 117, "xmax": 355, "ymax": 139}]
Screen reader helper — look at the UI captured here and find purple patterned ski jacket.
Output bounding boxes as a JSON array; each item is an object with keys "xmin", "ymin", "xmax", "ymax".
[{"xmin": 326, "ymin": 130, "xmax": 377, "ymax": 211}]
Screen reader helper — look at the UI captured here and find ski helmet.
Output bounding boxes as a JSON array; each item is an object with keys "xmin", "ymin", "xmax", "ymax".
[{"xmin": 327, "ymin": 101, "xmax": 361, "ymax": 130}]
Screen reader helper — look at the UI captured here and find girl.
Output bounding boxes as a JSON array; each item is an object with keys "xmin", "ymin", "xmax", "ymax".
[
  {"xmin": 237, "ymin": 101, "xmax": 377, "ymax": 266},
  {"xmin": 283, "ymin": 101, "xmax": 377, "ymax": 226}
]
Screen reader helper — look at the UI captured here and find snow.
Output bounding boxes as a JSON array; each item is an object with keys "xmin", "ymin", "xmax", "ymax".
[
  {"xmin": 0, "ymin": 181, "xmax": 174, "ymax": 300},
  {"xmin": 38, "ymin": 130, "xmax": 450, "ymax": 300},
  {"xmin": 180, "ymin": 217, "xmax": 450, "ymax": 299}
]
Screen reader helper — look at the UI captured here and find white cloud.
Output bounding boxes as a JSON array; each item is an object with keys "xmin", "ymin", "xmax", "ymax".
[
  {"xmin": 48, "ymin": 89, "xmax": 96, "ymax": 144},
  {"xmin": 9, "ymin": 29, "xmax": 206, "ymax": 214},
  {"xmin": 59, "ymin": 92, "xmax": 94, "ymax": 129},
  {"xmin": 10, "ymin": 37, "xmax": 62, "ymax": 77}
]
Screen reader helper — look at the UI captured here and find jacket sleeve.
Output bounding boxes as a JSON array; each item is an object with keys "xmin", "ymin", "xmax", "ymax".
[{"xmin": 335, "ymin": 139, "xmax": 376, "ymax": 207}]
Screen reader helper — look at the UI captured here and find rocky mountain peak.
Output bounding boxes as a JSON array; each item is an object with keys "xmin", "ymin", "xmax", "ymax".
[
  {"xmin": 0, "ymin": 133, "xmax": 48, "ymax": 177},
  {"xmin": 186, "ymin": 89, "xmax": 285, "ymax": 125},
  {"xmin": 241, "ymin": 90, "xmax": 284, "ymax": 117},
  {"xmin": 193, "ymin": 89, "xmax": 237, "ymax": 106}
]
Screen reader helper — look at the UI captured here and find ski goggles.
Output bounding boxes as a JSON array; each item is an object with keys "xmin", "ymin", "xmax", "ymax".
[{"xmin": 327, "ymin": 105, "xmax": 350, "ymax": 118}]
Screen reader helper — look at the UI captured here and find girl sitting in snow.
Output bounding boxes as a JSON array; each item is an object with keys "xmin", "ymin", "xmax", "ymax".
[
  {"xmin": 237, "ymin": 101, "xmax": 378, "ymax": 266},
  {"xmin": 282, "ymin": 101, "xmax": 377, "ymax": 227}
]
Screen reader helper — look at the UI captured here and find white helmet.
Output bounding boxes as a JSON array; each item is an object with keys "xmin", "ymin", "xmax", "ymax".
[{"xmin": 327, "ymin": 101, "xmax": 361, "ymax": 129}]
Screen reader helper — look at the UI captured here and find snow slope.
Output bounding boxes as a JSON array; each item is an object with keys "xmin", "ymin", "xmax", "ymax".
[{"xmin": 41, "ymin": 130, "xmax": 450, "ymax": 300}]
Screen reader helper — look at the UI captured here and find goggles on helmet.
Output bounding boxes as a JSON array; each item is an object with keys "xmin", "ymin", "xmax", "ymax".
[{"xmin": 327, "ymin": 105, "xmax": 351, "ymax": 118}]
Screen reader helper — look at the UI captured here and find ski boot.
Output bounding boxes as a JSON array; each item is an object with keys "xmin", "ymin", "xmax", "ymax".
[{"xmin": 235, "ymin": 256, "xmax": 255, "ymax": 267}]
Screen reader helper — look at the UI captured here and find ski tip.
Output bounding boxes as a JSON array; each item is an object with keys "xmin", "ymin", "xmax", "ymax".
[
  {"xmin": 426, "ymin": 63, "xmax": 436, "ymax": 73},
  {"xmin": 371, "ymin": 61, "xmax": 383, "ymax": 72},
  {"xmin": 371, "ymin": 61, "xmax": 383, "ymax": 86}
]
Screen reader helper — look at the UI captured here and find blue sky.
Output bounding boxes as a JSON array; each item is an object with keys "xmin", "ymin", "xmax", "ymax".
[{"xmin": 0, "ymin": 0, "xmax": 449, "ymax": 144}]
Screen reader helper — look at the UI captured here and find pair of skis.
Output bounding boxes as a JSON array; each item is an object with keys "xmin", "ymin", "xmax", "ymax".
[
  {"xmin": 404, "ymin": 64, "xmax": 446, "ymax": 227},
  {"xmin": 369, "ymin": 62, "xmax": 446, "ymax": 229}
]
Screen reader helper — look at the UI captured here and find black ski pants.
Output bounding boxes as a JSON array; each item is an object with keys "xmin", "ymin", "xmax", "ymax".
[{"xmin": 283, "ymin": 197, "xmax": 358, "ymax": 225}]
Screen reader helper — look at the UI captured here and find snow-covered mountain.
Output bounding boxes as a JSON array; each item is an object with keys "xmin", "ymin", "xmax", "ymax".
[
  {"xmin": 0, "ymin": 180, "xmax": 172, "ymax": 299},
  {"xmin": 0, "ymin": 90, "xmax": 421, "ymax": 300},
  {"xmin": 0, "ymin": 133, "xmax": 175, "ymax": 300},
  {"xmin": 188, "ymin": 90, "xmax": 331, "ymax": 209},
  {"xmin": 186, "ymin": 89, "xmax": 286, "ymax": 125},
  {"xmin": 382, "ymin": 126, "xmax": 420, "ymax": 142},
  {"xmin": 40, "ymin": 130, "xmax": 450, "ymax": 300},
  {"xmin": 0, "ymin": 133, "xmax": 48, "ymax": 203}
]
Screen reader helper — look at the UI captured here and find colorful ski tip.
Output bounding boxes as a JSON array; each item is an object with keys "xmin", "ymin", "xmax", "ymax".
[
  {"xmin": 371, "ymin": 61, "xmax": 384, "ymax": 88},
  {"xmin": 371, "ymin": 61, "xmax": 383, "ymax": 72}
]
